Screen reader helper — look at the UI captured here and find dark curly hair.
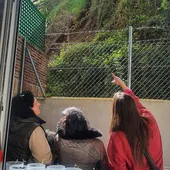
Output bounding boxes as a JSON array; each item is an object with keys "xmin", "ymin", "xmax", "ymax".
[{"xmin": 58, "ymin": 107, "xmax": 102, "ymax": 140}]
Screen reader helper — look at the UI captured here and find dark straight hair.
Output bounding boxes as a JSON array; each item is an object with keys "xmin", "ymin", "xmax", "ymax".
[
  {"xmin": 11, "ymin": 91, "xmax": 35, "ymax": 119},
  {"xmin": 110, "ymin": 92, "xmax": 150, "ymax": 164}
]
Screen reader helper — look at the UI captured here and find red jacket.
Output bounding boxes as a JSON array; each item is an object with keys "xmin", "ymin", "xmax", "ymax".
[
  {"xmin": 107, "ymin": 88, "xmax": 163, "ymax": 170},
  {"xmin": 0, "ymin": 150, "xmax": 2, "ymax": 162}
]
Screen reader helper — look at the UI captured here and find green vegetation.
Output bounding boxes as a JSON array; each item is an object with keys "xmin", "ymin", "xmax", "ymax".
[
  {"xmin": 34, "ymin": 0, "xmax": 170, "ymax": 98},
  {"xmin": 34, "ymin": 0, "xmax": 170, "ymax": 32}
]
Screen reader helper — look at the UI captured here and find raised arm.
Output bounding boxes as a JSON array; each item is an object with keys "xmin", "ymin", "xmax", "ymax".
[
  {"xmin": 112, "ymin": 73, "xmax": 127, "ymax": 91},
  {"xmin": 112, "ymin": 73, "xmax": 153, "ymax": 117}
]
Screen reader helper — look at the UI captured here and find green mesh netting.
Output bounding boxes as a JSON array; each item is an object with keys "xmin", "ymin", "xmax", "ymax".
[{"xmin": 19, "ymin": 0, "xmax": 45, "ymax": 51}]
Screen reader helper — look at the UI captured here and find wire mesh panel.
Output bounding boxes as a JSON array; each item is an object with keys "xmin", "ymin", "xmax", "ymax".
[
  {"xmin": 47, "ymin": 41, "xmax": 128, "ymax": 97},
  {"xmin": 46, "ymin": 27, "xmax": 170, "ymax": 99},
  {"xmin": 19, "ymin": 0, "xmax": 45, "ymax": 51},
  {"xmin": 131, "ymin": 39, "xmax": 170, "ymax": 100}
]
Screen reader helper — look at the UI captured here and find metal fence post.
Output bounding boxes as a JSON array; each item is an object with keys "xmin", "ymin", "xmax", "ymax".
[
  {"xmin": 26, "ymin": 48, "xmax": 46, "ymax": 98},
  {"xmin": 128, "ymin": 26, "xmax": 133, "ymax": 88},
  {"xmin": 20, "ymin": 37, "xmax": 27, "ymax": 93}
]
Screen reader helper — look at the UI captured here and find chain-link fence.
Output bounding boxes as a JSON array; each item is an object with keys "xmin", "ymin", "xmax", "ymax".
[
  {"xmin": 47, "ymin": 41, "xmax": 128, "ymax": 97},
  {"xmin": 131, "ymin": 39, "xmax": 170, "ymax": 99},
  {"xmin": 46, "ymin": 28, "xmax": 170, "ymax": 100}
]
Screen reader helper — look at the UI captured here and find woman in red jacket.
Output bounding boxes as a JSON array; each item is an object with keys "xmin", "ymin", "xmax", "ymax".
[{"xmin": 107, "ymin": 73, "xmax": 163, "ymax": 170}]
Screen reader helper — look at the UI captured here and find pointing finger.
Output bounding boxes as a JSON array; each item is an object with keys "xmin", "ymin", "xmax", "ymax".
[{"xmin": 112, "ymin": 73, "xmax": 116, "ymax": 78}]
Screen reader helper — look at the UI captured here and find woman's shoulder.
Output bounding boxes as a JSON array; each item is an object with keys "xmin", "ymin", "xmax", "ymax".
[
  {"xmin": 109, "ymin": 131, "xmax": 131, "ymax": 153},
  {"xmin": 58, "ymin": 137, "xmax": 104, "ymax": 147},
  {"xmin": 92, "ymin": 138, "xmax": 105, "ymax": 145},
  {"xmin": 32, "ymin": 126, "xmax": 45, "ymax": 136},
  {"xmin": 59, "ymin": 136, "xmax": 101, "ymax": 142},
  {"xmin": 58, "ymin": 138, "xmax": 106, "ymax": 157},
  {"xmin": 110, "ymin": 131, "xmax": 127, "ymax": 142}
]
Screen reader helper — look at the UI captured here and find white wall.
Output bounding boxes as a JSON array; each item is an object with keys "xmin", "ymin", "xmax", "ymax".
[{"xmin": 40, "ymin": 97, "xmax": 170, "ymax": 167}]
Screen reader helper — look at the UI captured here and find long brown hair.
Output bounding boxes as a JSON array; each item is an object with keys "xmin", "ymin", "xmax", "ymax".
[{"xmin": 110, "ymin": 92, "xmax": 150, "ymax": 164}]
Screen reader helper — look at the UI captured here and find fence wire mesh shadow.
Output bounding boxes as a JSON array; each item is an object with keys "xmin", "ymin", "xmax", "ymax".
[{"xmin": 46, "ymin": 41, "xmax": 128, "ymax": 97}]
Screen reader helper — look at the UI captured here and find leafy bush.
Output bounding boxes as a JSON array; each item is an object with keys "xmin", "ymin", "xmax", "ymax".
[
  {"xmin": 47, "ymin": 31, "xmax": 170, "ymax": 99},
  {"xmin": 46, "ymin": 31, "xmax": 128, "ymax": 97}
]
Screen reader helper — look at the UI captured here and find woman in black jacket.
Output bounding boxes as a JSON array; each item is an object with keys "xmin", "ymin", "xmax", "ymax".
[{"xmin": 7, "ymin": 91, "xmax": 52, "ymax": 164}]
